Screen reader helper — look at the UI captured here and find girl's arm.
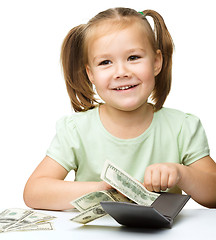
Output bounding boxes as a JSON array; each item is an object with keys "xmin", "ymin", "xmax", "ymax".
[
  {"xmin": 23, "ymin": 156, "xmax": 111, "ymax": 210},
  {"xmin": 144, "ymin": 156, "xmax": 216, "ymax": 208}
]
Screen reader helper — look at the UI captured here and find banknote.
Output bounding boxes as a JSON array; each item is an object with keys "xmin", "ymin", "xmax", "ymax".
[
  {"xmin": 70, "ymin": 203, "xmax": 107, "ymax": 224},
  {"xmin": 70, "ymin": 188, "xmax": 133, "ymax": 224},
  {"xmin": 0, "ymin": 208, "xmax": 55, "ymax": 233},
  {"xmin": 0, "ymin": 208, "xmax": 33, "ymax": 232},
  {"xmin": 101, "ymin": 160, "xmax": 160, "ymax": 206},
  {"xmin": 6, "ymin": 222, "xmax": 54, "ymax": 232},
  {"xmin": 71, "ymin": 188, "xmax": 132, "ymax": 212},
  {"xmin": 5, "ymin": 211, "xmax": 56, "ymax": 231}
]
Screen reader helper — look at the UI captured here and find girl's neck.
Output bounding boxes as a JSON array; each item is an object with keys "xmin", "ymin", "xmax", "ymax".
[{"xmin": 99, "ymin": 103, "xmax": 154, "ymax": 139}]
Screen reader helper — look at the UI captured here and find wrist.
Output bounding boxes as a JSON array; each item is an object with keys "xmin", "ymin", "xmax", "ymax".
[
  {"xmin": 96, "ymin": 181, "xmax": 112, "ymax": 192},
  {"xmin": 176, "ymin": 164, "xmax": 189, "ymax": 188}
]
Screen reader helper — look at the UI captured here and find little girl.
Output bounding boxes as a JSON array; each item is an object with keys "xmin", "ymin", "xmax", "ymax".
[{"xmin": 23, "ymin": 7, "xmax": 216, "ymax": 210}]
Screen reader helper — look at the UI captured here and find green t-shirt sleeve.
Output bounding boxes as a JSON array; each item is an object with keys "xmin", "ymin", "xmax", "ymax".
[
  {"xmin": 46, "ymin": 116, "xmax": 77, "ymax": 172},
  {"xmin": 178, "ymin": 113, "xmax": 210, "ymax": 165}
]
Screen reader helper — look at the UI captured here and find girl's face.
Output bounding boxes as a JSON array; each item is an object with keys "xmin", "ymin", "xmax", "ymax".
[{"xmin": 86, "ymin": 22, "xmax": 162, "ymax": 112}]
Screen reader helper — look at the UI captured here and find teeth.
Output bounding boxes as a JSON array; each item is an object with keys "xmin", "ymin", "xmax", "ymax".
[{"xmin": 116, "ymin": 85, "xmax": 134, "ymax": 90}]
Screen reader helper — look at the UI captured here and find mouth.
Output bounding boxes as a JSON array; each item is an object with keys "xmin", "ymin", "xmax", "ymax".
[{"xmin": 113, "ymin": 85, "xmax": 138, "ymax": 91}]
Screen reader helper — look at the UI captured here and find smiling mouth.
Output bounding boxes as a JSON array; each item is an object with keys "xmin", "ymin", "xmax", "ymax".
[{"xmin": 114, "ymin": 85, "xmax": 138, "ymax": 91}]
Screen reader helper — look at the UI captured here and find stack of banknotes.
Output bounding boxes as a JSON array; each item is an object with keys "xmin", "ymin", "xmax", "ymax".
[
  {"xmin": 0, "ymin": 208, "xmax": 56, "ymax": 233},
  {"xmin": 71, "ymin": 160, "xmax": 160, "ymax": 224}
]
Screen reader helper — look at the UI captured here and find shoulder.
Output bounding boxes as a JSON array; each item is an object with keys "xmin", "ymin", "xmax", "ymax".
[
  {"xmin": 56, "ymin": 107, "xmax": 98, "ymax": 132},
  {"xmin": 157, "ymin": 107, "xmax": 201, "ymax": 125},
  {"xmin": 155, "ymin": 107, "xmax": 204, "ymax": 136}
]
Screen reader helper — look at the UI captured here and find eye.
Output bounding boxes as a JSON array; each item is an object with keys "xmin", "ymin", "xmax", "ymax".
[
  {"xmin": 99, "ymin": 60, "xmax": 112, "ymax": 66},
  {"xmin": 128, "ymin": 55, "xmax": 141, "ymax": 61}
]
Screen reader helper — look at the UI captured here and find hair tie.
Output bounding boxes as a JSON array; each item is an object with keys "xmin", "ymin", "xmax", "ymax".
[{"xmin": 138, "ymin": 11, "xmax": 146, "ymax": 18}]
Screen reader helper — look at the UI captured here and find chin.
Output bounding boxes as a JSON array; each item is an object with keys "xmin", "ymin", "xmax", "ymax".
[{"xmin": 115, "ymin": 103, "xmax": 147, "ymax": 112}]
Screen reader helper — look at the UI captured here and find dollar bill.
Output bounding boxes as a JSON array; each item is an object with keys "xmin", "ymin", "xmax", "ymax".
[
  {"xmin": 70, "ymin": 203, "xmax": 107, "ymax": 224},
  {"xmin": 101, "ymin": 160, "xmax": 160, "ymax": 206},
  {"xmin": 70, "ymin": 188, "xmax": 133, "ymax": 224},
  {"xmin": 0, "ymin": 208, "xmax": 33, "ymax": 232},
  {"xmin": 5, "ymin": 211, "xmax": 56, "ymax": 231},
  {"xmin": 0, "ymin": 209, "xmax": 55, "ymax": 233},
  {"xmin": 71, "ymin": 189, "xmax": 132, "ymax": 212},
  {"xmin": 6, "ymin": 222, "xmax": 54, "ymax": 232}
]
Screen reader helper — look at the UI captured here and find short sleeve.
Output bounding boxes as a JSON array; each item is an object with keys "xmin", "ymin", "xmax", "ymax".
[
  {"xmin": 46, "ymin": 116, "xmax": 78, "ymax": 172},
  {"xmin": 178, "ymin": 114, "xmax": 210, "ymax": 165}
]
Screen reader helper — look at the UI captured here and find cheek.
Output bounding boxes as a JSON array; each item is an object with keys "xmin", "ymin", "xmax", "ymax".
[
  {"xmin": 137, "ymin": 64, "xmax": 155, "ymax": 83},
  {"xmin": 91, "ymin": 73, "xmax": 107, "ymax": 94},
  {"xmin": 93, "ymin": 69, "xmax": 111, "ymax": 87}
]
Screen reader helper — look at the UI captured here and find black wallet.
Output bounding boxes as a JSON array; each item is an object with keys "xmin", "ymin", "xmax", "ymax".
[{"xmin": 101, "ymin": 192, "xmax": 190, "ymax": 228}]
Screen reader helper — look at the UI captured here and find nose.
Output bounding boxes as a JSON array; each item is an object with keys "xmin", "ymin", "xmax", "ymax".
[{"xmin": 113, "ymin": 62, "xmax": 131, "ymax": 79}]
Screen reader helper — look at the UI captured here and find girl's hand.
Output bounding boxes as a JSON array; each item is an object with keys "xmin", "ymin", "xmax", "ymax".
[{"xmin": 143, "ymin": 163, "xmax": 182, "ymax": 192}]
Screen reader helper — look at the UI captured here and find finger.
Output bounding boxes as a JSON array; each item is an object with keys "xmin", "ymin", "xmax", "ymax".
[
  {"xmin": 151, "ymin": 169, "xmax": 161, "ymax": 192},
  {"xmin": 144, "ymin": 168, "xmax": 153, "ymax": 192},
  {"xmin": 167, "ymin": 172, "xmax": 178, "ymax": 189},
  {"xmin": 160, "ymin": 171, "xmax": 169, "ymax": 191}
]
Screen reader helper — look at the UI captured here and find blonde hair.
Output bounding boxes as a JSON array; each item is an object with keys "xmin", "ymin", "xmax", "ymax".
[{"xmin": 61, "ymin": 8, "xmax": 174, "ymax": 112}]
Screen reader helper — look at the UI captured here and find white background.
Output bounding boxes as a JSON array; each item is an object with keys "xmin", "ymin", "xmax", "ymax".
[{"xmin": 0, "ymin": 0, "xmax": 215, "ymax": 208}]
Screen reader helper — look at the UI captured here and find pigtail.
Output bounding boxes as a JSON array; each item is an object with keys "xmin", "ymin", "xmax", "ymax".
[
  {"xmin": 60, "ymin": 25, "xmax": 97, "ymax": 112},
  {"xmin": 142, "ymin": 10, "xmax": 174, "ymax": 111}
]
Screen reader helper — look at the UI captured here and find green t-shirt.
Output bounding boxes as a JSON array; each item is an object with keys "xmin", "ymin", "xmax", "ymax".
[{"xmin": 46, "ymin": 106, "xmax": 209, "ymax": 193}]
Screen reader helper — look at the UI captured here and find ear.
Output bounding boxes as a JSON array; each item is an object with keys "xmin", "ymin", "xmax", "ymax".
[
  {"xmin": 154, "ymin": 50, "xmax": 163, "ymax": 76},
  {"xmin": 86, "ymin": 65, "xmax": 94, "ymax": 84}
]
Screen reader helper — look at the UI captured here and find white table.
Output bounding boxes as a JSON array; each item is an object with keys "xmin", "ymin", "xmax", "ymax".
[{"xmin": 1, "ymin": 208, "xmax": 215, "ymax": 240}]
